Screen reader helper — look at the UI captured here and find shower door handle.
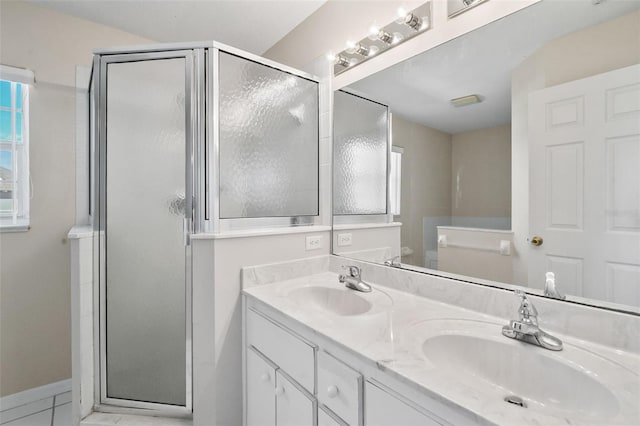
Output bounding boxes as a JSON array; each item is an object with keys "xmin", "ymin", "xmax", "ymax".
[{"xmin": 183, "ymin": 217, "xmax": 192, "ymax": 246}]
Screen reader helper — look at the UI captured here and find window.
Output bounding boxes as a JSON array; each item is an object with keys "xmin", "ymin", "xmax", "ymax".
[
  {"xmin": 0, "ymin": 65, "xmax": 32, "ymax": 231},
  {"xmin": 390, "ymin": 146, "xmax": 403, "ymax": 216}
]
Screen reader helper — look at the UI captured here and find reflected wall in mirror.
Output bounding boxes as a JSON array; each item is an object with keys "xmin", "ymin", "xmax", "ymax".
[{"xmin": 332, "ymin": 0, "xmax": 640, "ymax": 313}]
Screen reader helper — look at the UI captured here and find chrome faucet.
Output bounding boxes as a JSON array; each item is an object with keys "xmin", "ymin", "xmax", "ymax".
[
  {"xmin": 502, "ymin": 290, "xmax": 563, "ymax": 351},
  {"xmin": 544, "ymin": 272, "xmax": 565, "ymax": 300},
  {"xmin": 339, "ymin": 265, "xmax": 372, "ymax": 293},
  {"xmin": 383, "ymin": 256, "xmax": 401, "ymax": 267}
]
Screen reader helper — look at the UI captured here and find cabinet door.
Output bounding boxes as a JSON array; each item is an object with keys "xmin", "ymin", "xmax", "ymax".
[
  {"xmin": 365, "ymin": 381, "xmax": 443, "ymax": 426},
  {"xmin": 276, "ymin": 371, "xmax": 315, "ymax": 426},
  {"xmin": 247, "ymin": 347, "xmax": 277, "ymax": 426},
  {"xmin": 319, "ymin": 406, "xmax": 347, "ymax": 426}
]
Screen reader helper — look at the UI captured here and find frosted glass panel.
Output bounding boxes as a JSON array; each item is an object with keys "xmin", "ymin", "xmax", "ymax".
[
  {"xmin": 105, "ymin": 58, "xmax": 186, "ymax": 406},
  {"xmin": 333, "ymin": 91, "xmax": 388, "ymax": 215},
  {"xmin": 219, "ymin": 52, "xmax": 319, "ymax": 218}
]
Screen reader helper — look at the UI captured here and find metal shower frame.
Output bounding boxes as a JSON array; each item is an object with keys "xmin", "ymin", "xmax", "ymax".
[{"xmin": 89, "ymin": 41, "xmax": 320, "ymax": 418}]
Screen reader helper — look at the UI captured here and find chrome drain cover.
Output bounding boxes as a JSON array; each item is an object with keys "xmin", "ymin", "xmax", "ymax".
[{"xmin": 504, "ymin": 395, "xmax": 527, "ymax": 408}]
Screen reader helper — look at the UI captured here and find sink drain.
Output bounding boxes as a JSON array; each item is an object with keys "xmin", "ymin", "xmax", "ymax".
[{"xmin": 504, "ymin": 395, "xmax": 527, "ymax": 408}]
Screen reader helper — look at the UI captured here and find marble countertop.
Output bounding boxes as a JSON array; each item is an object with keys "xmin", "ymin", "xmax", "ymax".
[{"xmin": 243, "ymin": 271, "xmax": 640, "ymax": 426}]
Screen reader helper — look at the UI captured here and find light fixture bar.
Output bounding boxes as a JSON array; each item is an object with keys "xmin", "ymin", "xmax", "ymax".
[{"xmin": 331, "ymin": 2, "xmax": 432, "ymax": 76}]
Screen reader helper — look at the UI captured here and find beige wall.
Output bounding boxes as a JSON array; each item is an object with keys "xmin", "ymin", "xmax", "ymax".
[
  {"xmin": 451, "ymin": 124, "xmax": 511, "ymax": 218},
  {"xmin": 0, "ymin": 1, "xmax": 152, "ymax": 397},
  {"xmin": 541, "ymin": 9, "xmax": 640, "ymax": 88},
  {"xmin": 511, "ymin": 9, "xmax": 640, "ymax": 286},
  {"xmin": 392, "ymin": 115, "xmax": 451, "ymax": 266}
]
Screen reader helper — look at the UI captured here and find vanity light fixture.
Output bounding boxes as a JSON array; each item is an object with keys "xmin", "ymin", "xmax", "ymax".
[
  {"xmin": 331, "ymin": 2, "xmax": 432, "ymax": 76},
  {"xmin": 376, "ymin": 30, "xmax": 395, "ymax": 45},
  {"xmin": 449, "ymin": 0, "xmax": 488, "ymax": 18},
  {"xmin": 333, "ymin": 55, "xmax": 351, "ymax": 67},
  {"xmin": 450, "ymin": 94, "xmax": 482, "ymax": 107},
  {"xmin": 403, "ymin": 13, "xmax": 425, "ymax": 31},
  {"xmin": 346, "ymin": 41, "xmax": 374, "ymax": 57}
]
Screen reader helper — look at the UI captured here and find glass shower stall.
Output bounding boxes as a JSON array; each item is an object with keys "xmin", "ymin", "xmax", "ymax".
[{"xmin": 88, "ymin": 43, "xmax": 319, "ymax": 416}]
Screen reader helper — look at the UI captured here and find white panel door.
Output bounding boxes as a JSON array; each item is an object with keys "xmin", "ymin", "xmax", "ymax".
[
  {"xmin": 529, "ymin": 64, "xmax": 640, "ymax": 305},
  {"xmin": 246, "ymin": 347, "xmax": 277, "ymax": 426},
  {"xmin": 275, "ymin": 371, "xmax": 315, "ymax": 426}
]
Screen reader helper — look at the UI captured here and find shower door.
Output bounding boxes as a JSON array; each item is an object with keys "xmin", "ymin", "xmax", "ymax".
[{"xmin": 96, "ymin": 50, "xmax": 197, "ymax": 413}]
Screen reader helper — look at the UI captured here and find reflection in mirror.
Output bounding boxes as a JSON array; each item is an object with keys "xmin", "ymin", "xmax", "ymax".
[
  {"xmin": 333, "ymin": 91, "xmax": 399, "ymax": 264},
  {"xmin": 333, "ymin": 91, "xmax": 389, "ymax": 217},
  {"xmin": 448, "ymin": 0, "xmax": 488, "ymax": 18},
  {"xmin": 332, "ymin": 0, "xmax": 640, "ymax": 313}
]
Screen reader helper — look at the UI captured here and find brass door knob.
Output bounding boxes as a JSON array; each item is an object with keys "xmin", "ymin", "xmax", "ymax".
[{"xmin": 530, "ymin": 236, "xmax": 543, "ymax": 246}]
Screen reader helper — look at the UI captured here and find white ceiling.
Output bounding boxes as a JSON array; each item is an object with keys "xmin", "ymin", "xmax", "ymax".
[
  {"xmin": 349, "ymin": 0, "xmax": 640, "ymax": 134},
  {"xmin": 28, "ymin": 0, "xmax": 326, "ymax": 55}
]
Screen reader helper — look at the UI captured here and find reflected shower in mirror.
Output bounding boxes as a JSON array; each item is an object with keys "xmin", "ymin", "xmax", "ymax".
[{"xmin": 332, "ymin": 0, "xmax": 640, "ymax": 313}]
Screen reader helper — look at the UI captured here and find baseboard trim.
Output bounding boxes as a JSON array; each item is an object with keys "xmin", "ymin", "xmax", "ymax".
[{"xmin": 0, "ymin": 379, "xmax": 71, "ymax": 412}]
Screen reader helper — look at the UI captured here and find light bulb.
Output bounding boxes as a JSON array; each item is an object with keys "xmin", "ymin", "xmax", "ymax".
[
  {"xmin": 348, "ymin": 58, "xmax": 358, "ymax": 66},
  {"xmin": 404, "ymin": 13, "xmax": 422, "ymax": 31},
  {"xmin": 347, "ymin": 43, "xmax": 371, "ymax": 56},
  {"xmin": 395, "ymin": 6, "xmax": 408, "ymax": 24},
  {"xmin": 325, "ymin": 52, "xmax": 336, "ymax": 62},
  {"xmin": 368, "ymin": 45, "xmax": 380, "ymax": 56},
  {"xmin": 368, "ymin": 25, "xmax": 380, "ymax": 41},
  {"xmin": 377, "ymin": 30, "xmax": 394, "ymax": 44},
  {"xmin": 392, "ymin": 32, "xmax": 404, "ymax": 44},
  {"xmin": 334, "ymin": 55, "xmax": 350, "ymax": 67},
  {"xmin": 345, "ymin": 40, "xmax": 357, "ymax": 54}
]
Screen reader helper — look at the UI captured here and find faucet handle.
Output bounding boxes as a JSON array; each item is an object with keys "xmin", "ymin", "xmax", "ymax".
[
  {"xmin": 514, "ymin": 289, "xmax": 538, "ymax": 322},
  {"xmin": 342, "ymin": 265, "xmax": 361, "ymax": 278},
  {"xmin": 384, "ymin": 256, "xmax": 401, "ymax": 267}
]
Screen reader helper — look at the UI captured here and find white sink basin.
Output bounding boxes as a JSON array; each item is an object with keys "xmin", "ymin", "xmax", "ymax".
[
  {"xmin": 406, "ymin": 319, "xmax": 639, "ymax": 424},
  {"xmin": 287, "ymin": 286, "xmax": 373, "ymax": 316}
]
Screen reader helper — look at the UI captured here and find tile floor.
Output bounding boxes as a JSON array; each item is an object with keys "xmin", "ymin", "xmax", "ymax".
[
  {"xmin": 81, "ymin": 413, "xmax": 191, "ymax": 425},
  {"xmin": 0, "ymin": 391, "xmax": 71, "ymax": 426},
  {"xmin": 1, "ymin": 393, "xmax": 193, "ymax": 426}
]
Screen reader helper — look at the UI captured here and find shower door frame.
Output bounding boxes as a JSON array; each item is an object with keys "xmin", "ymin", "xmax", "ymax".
[
  {"xmin": 90, "ymin": 40, "xmax": 320, "ymax": 418},
  {"xmin": 206, "ymin": 44, "xmax": 322, "ymax": 233},
  {"xmin": 93, "ymin": 48, "xmax": 204, "ymax": 417}
]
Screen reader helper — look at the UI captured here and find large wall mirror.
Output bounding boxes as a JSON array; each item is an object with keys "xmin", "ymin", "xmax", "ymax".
[{"xmin": 332, "ymin": 0, "xmax": 640, "ymax": 314}]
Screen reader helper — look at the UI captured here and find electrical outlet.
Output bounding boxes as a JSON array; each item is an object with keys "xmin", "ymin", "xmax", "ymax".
[
  {"xmin": 306, "ymin": 235, "xmax": 323, "ymax": 251},
  {"xmin": 337, "ymin": 233, "xmax": 352, "ymax": 247}
]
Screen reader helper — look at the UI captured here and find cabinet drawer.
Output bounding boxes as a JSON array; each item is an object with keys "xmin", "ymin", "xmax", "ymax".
[
  {"xmin": 364, "ymin": 380, "xmax": 445, "ymax": 426},
  {"xmin": 317, "ymin": 350, "xmax": 362, "ymax": 426},
  {"xmin": 247, "ymin": 308, "xmax": 316, "ymax": 393}
]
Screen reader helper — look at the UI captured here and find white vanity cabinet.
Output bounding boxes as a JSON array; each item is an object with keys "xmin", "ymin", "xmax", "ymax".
[
  {"xmin": 246, "ymin": 308, "xmax": 317, "ymax": 426},
  {"xmin": 319, "ymin": 406, "xmax": 347, "ymax": 426},
  {"xmin": 317, "ymin": 350, "xmax": 362, "ymax": 426},
  {"xmin": 246, "ymin": 348, "xmax": 277, "ymax": 426},
  {"xmin": 275, "ymin": 370, "xmax": 316, "ymax": 426},
  {"xmin": 245, "ymin": 300, "xmax": 476, "ymax": 426},
  {"xmin": 364, "ymin": 381, "xmax": 444, "ymax": 426},
  {"xmin": 246, "ymin": 346, "xmax": 316, "ymax": 426}
]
